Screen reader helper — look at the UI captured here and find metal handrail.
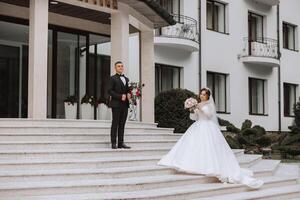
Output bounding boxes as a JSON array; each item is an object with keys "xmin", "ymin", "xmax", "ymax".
[
  {"xmin": 241, "ymin": 37, "xmax": 279, "ymax": 59},
  {"xmin": 155, "ymin": 14, "xmax": 199, "ymax": 43}
]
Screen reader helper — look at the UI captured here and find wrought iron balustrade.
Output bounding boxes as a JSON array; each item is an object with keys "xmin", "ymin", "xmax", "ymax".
[
  {"xmin": 155, "ymin": 14, "xmax": 199, "ymax": 43},
  {"xmin": 241, "ymin": 37, "xmax": 278, "ymax": 59}
]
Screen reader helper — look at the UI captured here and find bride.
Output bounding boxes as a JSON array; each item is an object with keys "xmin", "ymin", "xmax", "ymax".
[{"xmin": 158, "ymin": 88, "xmax": 264, "ymax": 189}]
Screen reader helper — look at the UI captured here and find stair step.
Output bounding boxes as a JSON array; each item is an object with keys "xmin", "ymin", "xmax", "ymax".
[
  {"xmin": 0, "ymin": 147, "xmax": 173, "ymax": 159},
  {"xmin": 0, "ymin": 139, "xmax": 178, "ymax": 150},
  {"xmin": 0, "ymin": 174, "xmax": 217, "ymax": 196},
  {"xmin": 0, "ymin": 127, "xmax": 174, "ymax": 134},
  {"xmin": 0, "ymin": 133, "xmax": 181, "ymax": 142},
  {"xmin": 0, "ymin": 175, "xmax": 296, "ymax": 199},
  {"xmin": 236, "ymin": 154, "xmax": 262, "ymax": 168},
  {"xmin": 250, "ymin": 159, "xmax": 281, "ymax": 177},
  {"xmin": 193, "ymin": 184, "xmax": 300, "ymax": 200},
  {"xmin": 0, "ymin": 158, "xmax": 274, "ymax": 182},
  {"xmin": 0, "ymin": 150, "xmax": 245, "ymax": 170},
  {"xmin": 0, "ymin": 119, "xmax": 158, "ymax": 128}
]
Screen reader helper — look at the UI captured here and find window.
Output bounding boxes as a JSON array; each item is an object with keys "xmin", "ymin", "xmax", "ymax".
[
  {"xmin": 284, "ymin": 83, "xmax": 297, "ymax": 117},
  {"xmin": 248, "ymin": 12, "xmax": 264, "ymax": 42},
  {"xmin": 249, "ymin": 78, "xmax": 266, "ymax": 115},
  {"xmin": 207, "ymin": 72, "xmax": 227, "ymax": 113},
  {"xmin": 283, "ymin": 22, "xmax": 297, "ymax": 51},
  {"xmin": 155, "ymin": 64, "xmax": 181, "ymax": 95},
  {"xmin": 207, "ymin": 0, "xmax": 226, "ymax": 33}
]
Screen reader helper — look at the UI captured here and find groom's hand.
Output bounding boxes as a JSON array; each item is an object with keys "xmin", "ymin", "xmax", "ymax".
[
  {"xmin": 127, "ymin": 93, "xmax": 131, "ymax": 100},
  {"xmin": 121, "ymin": 94, "xmax": 127, "ymax": 101}
]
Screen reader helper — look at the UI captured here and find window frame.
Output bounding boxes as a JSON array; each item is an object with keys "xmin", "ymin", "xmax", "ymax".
[
  {"xmin": 249, "ymin": 77, "xmax": 267, "ymax": 116},
  {"xmin": 283, "ymin": 22, "xmax": 297, "ymax": 51},
  {"xmin": 206, "ymin": 0, "xmax": 227, "ymax": 34},
  {"xmin": 248, "ymin": 12, "xmax": 264, "ymax": 43},
  {"xmin": 155, "ymin": 63, "xmax": 181, "ymax": 95},
  {"xmin": 207, "ymin": 71, "xmax": 228, "ymax": 114},
  {"xmin": 283, "ymin": 82, "xmax": 297, "ymax": 117}
]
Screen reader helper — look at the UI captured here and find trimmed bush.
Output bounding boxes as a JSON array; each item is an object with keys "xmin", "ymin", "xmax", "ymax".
[
  {"xmin": 226, "ymin": 124, "xmax": 240, "ymax": 133},
  {"xmin": 256, "ymin": 135, "xmax": 272, "ymax": 147},
  {"xmin": 218, "ymin": 118, "xmax": 231, "ymax": 127},
  {"xmin": 252, "ymin": 125, "xmax": 266, "ymax": 136},
  {"xmin": 241, "ymin": 119, "xmax": 252, "ymax": 130},
  {"xmin": 289, "ymin": 97, "xmax": 300, "ymax": 134},
  {"xmin": 155, "ymin": 89, "xmax": 198, "ymax": 133},
  {"xmin": 225, "ymin": 135, "xmax": 241, "ymax": 149},
  {"xmin": 281, "ymin": 134, "xmax": 300, "ymax": 146}
]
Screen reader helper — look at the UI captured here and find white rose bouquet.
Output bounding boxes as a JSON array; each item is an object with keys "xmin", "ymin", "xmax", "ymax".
[{"xmin": 184, "ymin": 97, "xmax": 198, "ymax": 113}]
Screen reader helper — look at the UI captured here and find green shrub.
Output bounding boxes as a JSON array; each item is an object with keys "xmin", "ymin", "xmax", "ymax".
[
  {"xmin": 225, "ymin": 135, "xmax": 241, "ymax": 149},
  {"xmin": 281, "ymin": 134, "xmax": 300, "ymax": 146},
  {"xmin": 289, "ymin": 97, "xmax": 300, "ymax": 134},
  {"xmin": 226, "ymin": 124, "xmax": 240, "ymax": 133},
  {"xmin": 241, "ymin": 119, "xmax": 252, "ymax": 130},
  {"xmin": 241, "ymin": 128, "xmax": 257, "ymax": 136},
  {"xmin": 155, "ymin": 89, "xmax": 198, "ymax": 133},
  {"xmin": 278, "ymin": 145, "xmax": 300, "ymax": 157},
  {"xmin": 256, "ymin": 135, "xmax": 272, "ymax": 147},
  {"xmin": 218, "ymin": 118, "xmax": 231, "ymax": 127},
  {"xmin": 252, "ymin": 125, "xmax": 266, "ymax": 136}
]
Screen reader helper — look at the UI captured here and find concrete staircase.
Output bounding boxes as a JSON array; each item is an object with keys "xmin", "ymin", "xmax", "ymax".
[{"xmin": 0, "ymin": 119, "xmax": 299, "ymax": 200}]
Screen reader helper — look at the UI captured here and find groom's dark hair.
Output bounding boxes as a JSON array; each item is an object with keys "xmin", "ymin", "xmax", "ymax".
[{"xmin": 115, "ymin": 61, "xmax": 123, "ymax": 66}]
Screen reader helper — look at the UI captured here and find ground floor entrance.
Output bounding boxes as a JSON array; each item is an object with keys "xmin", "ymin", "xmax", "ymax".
[{"xmin": 0, "ymin": 18, "xmax": 111, "ymax": 119}]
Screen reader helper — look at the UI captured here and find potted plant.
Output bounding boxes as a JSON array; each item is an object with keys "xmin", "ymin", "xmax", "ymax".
[
  {"xmin": 64, "ymin": 95, "xmax": 78, "ymax": 119},
  {"xmin": 80, "ymin": 94, "xmax": 95, "ymax": 120}
]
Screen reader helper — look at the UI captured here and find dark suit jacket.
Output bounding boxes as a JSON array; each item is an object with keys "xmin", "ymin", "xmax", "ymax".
[{"xmin": 108, "ymin": 74, "xmax": 130, "ymax": 108}]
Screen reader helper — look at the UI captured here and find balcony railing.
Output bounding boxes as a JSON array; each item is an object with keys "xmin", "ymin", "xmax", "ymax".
[
  {"xmin": 241, "ymin": 37, "xmax": 279, "ymax": 59},
  {"xmin": 155, "ymin": 14, "xmax": 199, "ymax": 43},
  {"xmin": 77, "ymin": 0, "xmax": 118, "ymax": 9}
]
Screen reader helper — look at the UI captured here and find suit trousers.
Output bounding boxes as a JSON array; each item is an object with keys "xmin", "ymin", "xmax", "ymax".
[{"xmin": 110, "ymin": 102, "xmax": 128, "ymax": 145}]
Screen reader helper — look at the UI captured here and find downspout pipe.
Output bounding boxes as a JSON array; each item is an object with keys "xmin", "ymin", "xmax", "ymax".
[
  {"xmin": 277, "ymin": 4, "xmax": 282, "ymax": 133},
  {"xmin": 198, "ymin": 0, "xmax": 202, "ymax": 90}
]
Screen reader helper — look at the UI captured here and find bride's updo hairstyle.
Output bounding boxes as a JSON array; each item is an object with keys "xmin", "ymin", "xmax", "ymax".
[{"xmin": 199, "ymin": 88, "xmax": 211, "ymax": 101}]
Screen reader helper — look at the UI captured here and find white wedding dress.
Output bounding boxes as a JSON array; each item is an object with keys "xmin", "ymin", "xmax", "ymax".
[{"xmin": 158, "ymin": 93, "xmax": 264, "ymax": 189}]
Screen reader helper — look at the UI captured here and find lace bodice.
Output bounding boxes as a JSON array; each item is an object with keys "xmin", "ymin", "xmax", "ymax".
[{"xmin": 190, "ymin": 103, "xmax": 214, "ymax": 121}]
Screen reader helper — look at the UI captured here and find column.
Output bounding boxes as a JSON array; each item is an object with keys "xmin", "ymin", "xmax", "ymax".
[
  {"xmin": 28, "ymin": 0, "xmax": 49, "ymax": 118},
  {"xmin": 140, "ymin": 30, "xmax": 155, "ymax": 123},
  {"xmin": 110, "ymin": 9, "xmax": 129, "ymax": 74}
]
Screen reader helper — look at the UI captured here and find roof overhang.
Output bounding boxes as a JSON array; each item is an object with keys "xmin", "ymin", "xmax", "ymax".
[{"xmin": 119, "ymin": 0, "xmax": 176, "ymax": 28}]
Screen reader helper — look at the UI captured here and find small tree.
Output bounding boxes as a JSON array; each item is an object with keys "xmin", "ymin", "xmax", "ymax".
[{"xmin": 289, "ymin": 97, "xmax": 300, "ymax": 134}]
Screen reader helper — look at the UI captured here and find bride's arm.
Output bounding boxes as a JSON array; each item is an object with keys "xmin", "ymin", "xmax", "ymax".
[{"xmin": 200, "ymin": 104, "xmax": 213, "ymax": 118}]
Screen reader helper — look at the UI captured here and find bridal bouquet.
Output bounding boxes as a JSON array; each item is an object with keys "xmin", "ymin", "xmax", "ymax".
[
  {"xmin": 184, "ymin": 97, "xmax": 198, "ymax": 113},
  {"xmin": 129, "ymin": 82, "xmax": 144, "ymax": 106}
]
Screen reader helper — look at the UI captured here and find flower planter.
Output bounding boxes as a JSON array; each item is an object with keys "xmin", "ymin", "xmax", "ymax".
[
  {"xmin": 81, "ymin": 103, "xmax": 94, "ymax": 119},
  {"xmin": 97, "ymin": 104, "xmax": 112, "ymax": 120},
  {"xmin": 64, "ymin": 102, "xmax": 77, "ymax": 119},
  {"xmin": 97, "ymin": 104, "xmax": 107, "ymax": 120},
  {"xmin": 106, "ymin": 107, "xmax": 112, "ymax": 120}
]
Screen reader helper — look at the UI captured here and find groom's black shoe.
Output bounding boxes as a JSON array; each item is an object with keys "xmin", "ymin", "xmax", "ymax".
[
  {"xmin": 118, "ymin": 143, "xmax": 131, "ymax": 149},
  {"xmin": 111, "ymin": 144, "xmax": 118, "ymax": 149}
]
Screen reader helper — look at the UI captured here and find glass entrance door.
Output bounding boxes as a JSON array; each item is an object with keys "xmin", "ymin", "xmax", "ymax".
[
  {"xmin": 0, "ymin": 44, "xmax": 28, "ymax": 118},
  {"xmin": 51, "ymin": 31, "xmax": 86, "ymax": 119},
  {"xmin": 50, "ymin": 30, "xmax": 111, "ymax": 120}
]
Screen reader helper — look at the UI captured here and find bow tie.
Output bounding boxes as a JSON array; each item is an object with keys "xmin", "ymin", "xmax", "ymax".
[{"xmin": 117, "ymin": 74, "xmax": 124, "ymax": 77}]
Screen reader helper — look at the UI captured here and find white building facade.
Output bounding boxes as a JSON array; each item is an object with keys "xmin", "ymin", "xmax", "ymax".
[
  {"xmin": 0, "ymin": 0, "xmax": 176, "ymax": 123},
  {"xmin": 150, "ymin": 0, "xmax": 300, "ymax": 132},
  {"xmin": 0, "ymin": 0, "xmax": 299, "ymax": 132}
]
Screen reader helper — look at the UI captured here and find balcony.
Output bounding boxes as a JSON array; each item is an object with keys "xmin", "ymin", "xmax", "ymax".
[
  {"xmin": 251, "ymin": 0, "xmax": 280, "ymax": 6},
  {"xmin": 154, "ymin": 14, "xmax": 199, "ymax": 52},
  {"xmin": 239, "ymin": 37, "xmax": 280, "ymax": 67}
]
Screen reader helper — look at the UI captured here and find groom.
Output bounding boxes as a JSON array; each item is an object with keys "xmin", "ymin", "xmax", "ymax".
[{"xmin": 108, "ymin": 61, "xmax": 131, "ymax": 149}]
